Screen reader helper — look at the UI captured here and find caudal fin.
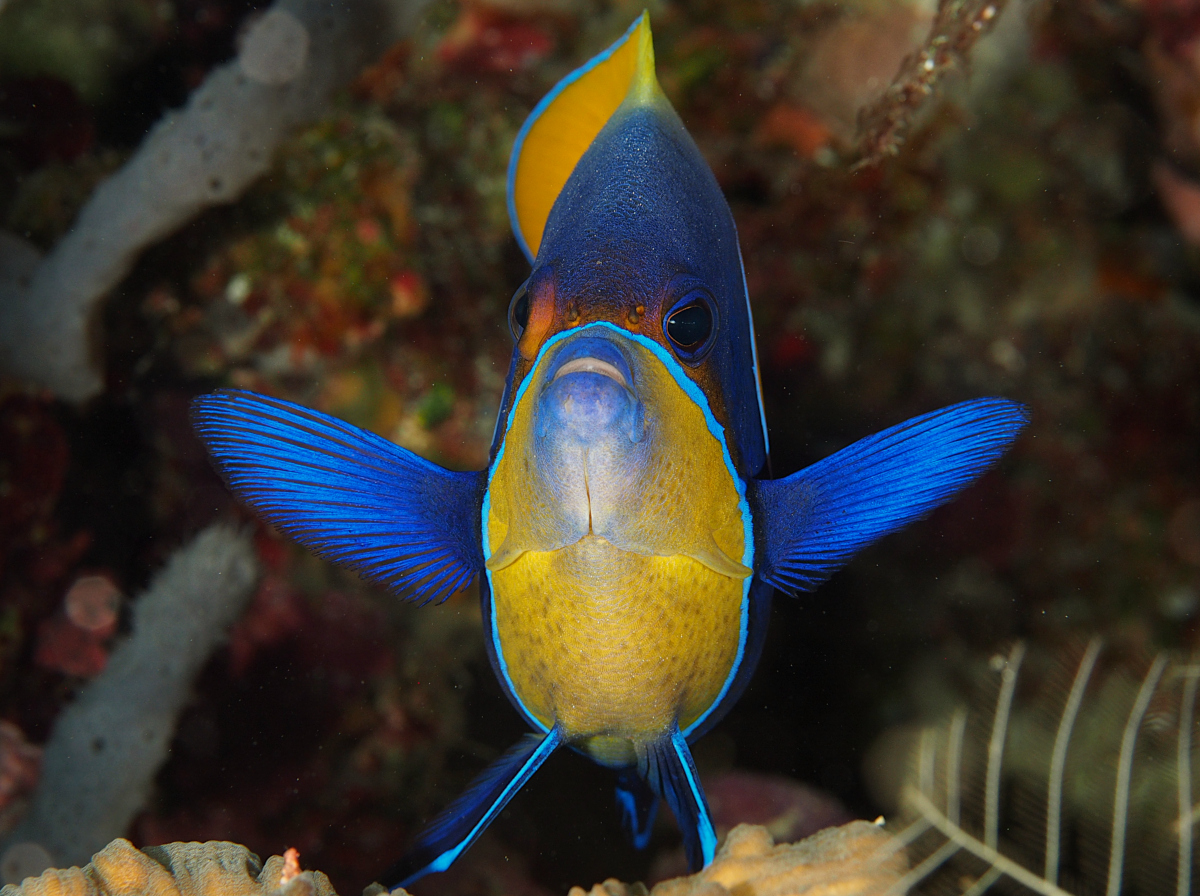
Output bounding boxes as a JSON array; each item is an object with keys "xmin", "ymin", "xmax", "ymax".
[
  {"xmin": 750, "ymin": 397, "xmax": 1028, "ymax": 595},
  {"xmin": 638, "ymin": 729, "xmax": 717, "ymax": 872},
  {"xmin": 380, "ymin": 729, "xmax": 563, "ymax": 889},
  {"xmin": 191, "ymin": 389, "xmax": 484, "ymax": 606}
]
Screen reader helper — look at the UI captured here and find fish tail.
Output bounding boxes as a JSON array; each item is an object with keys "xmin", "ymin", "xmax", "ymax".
[
  {"xmin": 380, "ymin": 728, "xmax": 563, "ymax": 890},
  {"xmin": 614, "ymin": 766, "xmax": 658, "ymax": 850},
  {"xmin": 638, "ymin": 729, "xmax": 717, "ymax": 872}
]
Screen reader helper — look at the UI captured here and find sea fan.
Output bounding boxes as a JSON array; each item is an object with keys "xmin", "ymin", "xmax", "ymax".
[{"xmin": 886, "ymin": 640, "xmax": 1199, "ymax": 895}]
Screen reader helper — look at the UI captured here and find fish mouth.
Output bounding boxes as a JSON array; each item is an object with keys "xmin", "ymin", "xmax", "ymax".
[
  {"xmin": 552, "ymin": 357, "xmax": 628, "ymax": 388},
  {"xmin": 545, "ymin": 333, "xmax": 636, "ymax": 394}
]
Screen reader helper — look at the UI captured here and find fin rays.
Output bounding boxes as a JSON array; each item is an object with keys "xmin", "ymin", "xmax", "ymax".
[
  {"xmin": 191, "ymin": 389, "xmax": 484, "ymax": 606},
  {"xmin": 751, "ymin": 398, "xmax": 1029, "ymax": 595},
  {"xmin": 615, "ymin": 767, "xmax": 659, "ymax": 850},
  {"xmin": 381, "ymin": 729, "xmax": 563, "ymax": 889},
  {"xmin": 638, "ymin": 730, "xmax": 717, "ymax": 871}
]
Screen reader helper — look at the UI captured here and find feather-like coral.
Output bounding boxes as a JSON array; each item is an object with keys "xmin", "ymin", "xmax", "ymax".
[{"xmin": 886, "ymin": 641, "xmax": 1199, "ymax": 895}]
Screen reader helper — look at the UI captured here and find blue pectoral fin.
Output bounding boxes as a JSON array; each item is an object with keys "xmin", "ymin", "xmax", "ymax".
[
  {"xmin": 190, "ymin": 389, "xmax": 484, "ymax": 606},
  {"xmin": 750, "ymin": 397, "xmax": 1029, "ymax": 595},
  {"xmin": 639, "ymin": 730, "xmax": 717, "ymax": 872},
  {"xmin": 381, "ymin": 729, "xmax": 563, "ymax": 890},
  {"xmin": 615, "ymin": 766, "xmax": 658, "ymax": 850}
]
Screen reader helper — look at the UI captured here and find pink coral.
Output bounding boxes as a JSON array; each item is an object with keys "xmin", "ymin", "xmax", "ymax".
[
  {"xmin": 0, "ymin": 721, "xmax": 41, "ymax": 830},
  {"xmin": 63, "ymin": 576, "xmax": 120, "ymax": 636},
  {"xmin": 651, "ymin": 772, "xmax": 851, "ymax": 882}
]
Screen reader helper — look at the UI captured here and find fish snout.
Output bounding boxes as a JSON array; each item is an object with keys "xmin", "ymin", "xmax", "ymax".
[{"xmin": 539, "ymin": 336, "xmax": 643, "ymax": 445}]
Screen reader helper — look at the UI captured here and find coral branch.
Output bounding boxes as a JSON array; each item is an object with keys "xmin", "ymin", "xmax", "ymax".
[
  {"xmin": 0, "ymin": 0, "xmax": 431, "ymax": 401},
  {"xmin": 0, "ymin": 526, "xmax": 258, "ymax": 872},
  {"xmin": 854, "ymin": 0, "xmax": 1009, "ymax": 167}
]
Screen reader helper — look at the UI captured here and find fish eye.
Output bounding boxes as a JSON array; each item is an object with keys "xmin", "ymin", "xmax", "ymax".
[
  {"xmin": 666, "ymin": 304, "xmax": 711, "ymax": 347},
  {"xmin": 664, "ymin": 294, "xmax": 715, "ymax": 360},
  {"xmin": 508, "ymin": 279, "xmax": 531, "ymax": 340}
]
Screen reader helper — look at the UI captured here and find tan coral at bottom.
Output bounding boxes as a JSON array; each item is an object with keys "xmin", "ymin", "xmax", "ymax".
[
  {"xmin": 0, "ymin": 840, "xmax": 341, "ymax": 896},
  {"xmin": 1, "ymin": 822, "xmax": 901, "ymax": 896},
  {"xmin": 570, "ymin": 822, "xmax": 905, "ymax": 896}
]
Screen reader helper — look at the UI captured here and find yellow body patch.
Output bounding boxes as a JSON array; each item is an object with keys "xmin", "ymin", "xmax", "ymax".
[
  {"xmin": 492, "ymin": 538, "xmax": 743, "ymax": 763},
  {"xmin": 486, "ymin": 334, "xmax": 748, "ymax": 762},
  {"xmin": 511, "ymin": 13, "xmax": 659, "ymax": 258}
]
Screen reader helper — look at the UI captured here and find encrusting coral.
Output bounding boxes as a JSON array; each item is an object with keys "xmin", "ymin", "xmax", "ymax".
[
  {"xmin": 0, "ymin": 839, "xmax": 337, "ymax": 896},
  {"xmin": 0, "ymin": 823, "xmax": 902, "ymax": 896},
  {"xmin": 569, "ymin": 822, "xmax": 905, "ymax": 896}
]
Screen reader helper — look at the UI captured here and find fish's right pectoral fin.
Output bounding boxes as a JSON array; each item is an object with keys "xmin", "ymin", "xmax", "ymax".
[
  {"xmin": 191, "ymin": 389, "xmax": 485, "ymax": 606},
  {"xmin": 380, "ymin": 728, "xmax": 563, "ymax": 890},
  {"xmin": 749, "ymin": 397, "xmax": 1029, "ymax": 595}
]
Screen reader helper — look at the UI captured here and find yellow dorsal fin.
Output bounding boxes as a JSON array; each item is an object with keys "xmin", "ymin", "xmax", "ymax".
[{"xmin": 507, "ymin": 12, "xmax": 659, "ymax": 260}]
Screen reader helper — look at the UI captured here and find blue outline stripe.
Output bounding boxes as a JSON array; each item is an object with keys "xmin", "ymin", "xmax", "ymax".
[
  {"xmin": 736, "ymin": 239, "xmax": 770, "ymax": 461},
  {"xmin": 670, "ymin": 728, "xmax": 717, "ymax": 864},
  {"xmin": 397, "ymin": 728, "xmax": 563, "ymax": 887},
  {"xmin": 482, "ymin": 322, "xmax": 752, "ymax": 740},
  {"xmin": 482, "ymin": 484, "xmax": 549, "ymax": 732},
  {"xmin": 506, "ymin": 15, "xmax": 645, "ymax": 261}
]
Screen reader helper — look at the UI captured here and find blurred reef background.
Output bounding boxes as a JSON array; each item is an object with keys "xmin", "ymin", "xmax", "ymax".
[{"xmin": 1, "ymin": 0, "xmax": 1199, "ymax": 892}]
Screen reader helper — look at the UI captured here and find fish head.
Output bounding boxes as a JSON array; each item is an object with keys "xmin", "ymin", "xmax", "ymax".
[
  {"xmin": 501, "ymin": 12, "xmax": 768, "ymax": 480},
  {"xmin": 486, "ymin": 315, "xmax": 750, "ymax": 580}
]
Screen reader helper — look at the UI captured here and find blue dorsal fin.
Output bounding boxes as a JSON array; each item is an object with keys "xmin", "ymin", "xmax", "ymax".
[
  {"xmin": 190, "ymin": 389, "xmax": 484, "ymax": 606},
  {"xmin": 638, "ymin": 729, "xmax": 717, "ymax": 871},
  {"xmin": 615, "ymin": 766, "xmax": 659, "ymax": 850},
  {"xmin": 507, "ymin": 12, "xmax": 659, "ymax": 260},
  {"xmin": 749, "ymin": 397, "xmax": 1029, "ymax": 595},
  {"xmin": 380, "ymin": 729, "xmax": 563, "ymax": 889}
]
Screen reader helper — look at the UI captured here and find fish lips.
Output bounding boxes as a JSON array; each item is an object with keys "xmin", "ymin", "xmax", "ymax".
[{"xmin": 538, "ymin": 334, "xmax": 644, "ymax": 445}]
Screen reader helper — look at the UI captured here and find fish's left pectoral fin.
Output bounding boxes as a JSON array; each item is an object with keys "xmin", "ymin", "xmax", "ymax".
[
  {"xmin": 191, "ymin": 389, "xmax": 484, "ymax": 606},
  {"xmin": 380, "ymin": 729, "xmax": 563, "ymax": 890},
  {"xmin": 750, "ymin": 397, "xmax": 1029, "ymax": 595},
  {"xmin": 638, "ymin": 729, "xmax": 717, "ymax": 872}
]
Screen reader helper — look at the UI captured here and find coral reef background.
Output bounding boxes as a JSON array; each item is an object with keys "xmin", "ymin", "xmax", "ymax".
[{"xmin": 1, "ymin": 0, "xmax": 1199, "ymax": 893}]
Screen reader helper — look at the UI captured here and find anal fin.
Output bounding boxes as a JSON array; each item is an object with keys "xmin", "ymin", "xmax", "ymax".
[{"xmin": 615, "ymin": 766, "xmax": 658, "ymax": 850}]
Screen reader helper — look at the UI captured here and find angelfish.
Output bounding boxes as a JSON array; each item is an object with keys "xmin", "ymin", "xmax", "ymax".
[{"xmin": 191, "ymin": 14, "xmax": 1027, "ymax": 888}]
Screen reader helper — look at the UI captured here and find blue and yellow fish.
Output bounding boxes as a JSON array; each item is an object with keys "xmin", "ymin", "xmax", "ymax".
[{"xmin": 192, "ymin": 13, "xmax": 1027, "ymax": 888}]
